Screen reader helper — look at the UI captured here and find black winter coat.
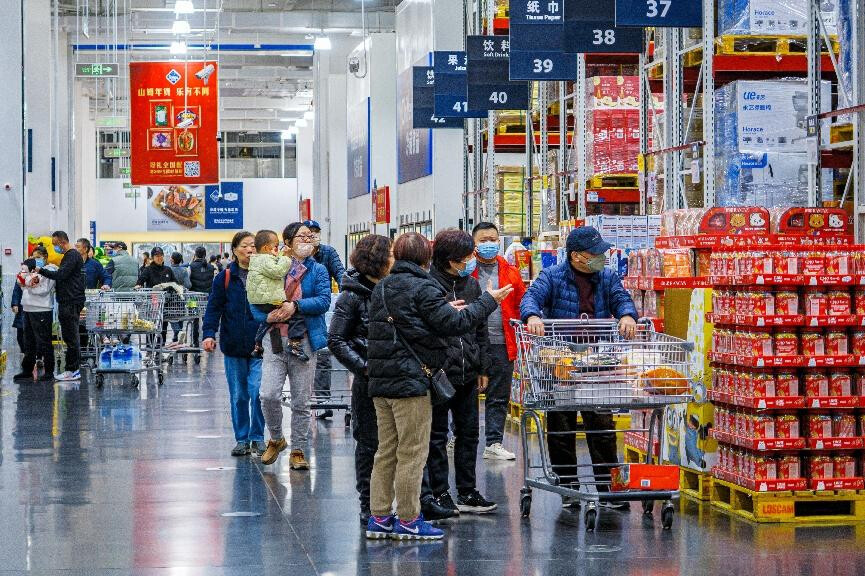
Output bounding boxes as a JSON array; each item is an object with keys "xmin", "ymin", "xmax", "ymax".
[
  {"xmin": 429, "ymin": 265, "xmax": 491, "ymax": 386},
  {"xmin": 367, "ymin": 260, "xmax": 498, "ymax": 399},
  {"xmin": 39, "ymin": 248, "xmax": 85, "ymax": 304},
  {"xmin": 189, "ymin": 259, "xmax": 216, "ymax": 292},
  {"xmin": 138, "ymin": 263, "xmax": 177, "ymax": 288},
  {"xmin": 327, "ymin": 270, "xmax": 373, "ymax": 378}
]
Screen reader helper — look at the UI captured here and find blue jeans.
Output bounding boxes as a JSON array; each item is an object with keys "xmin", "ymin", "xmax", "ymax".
[{"xmin": 224, "ymin": 356, "xmax": 265, "ymax": 443}]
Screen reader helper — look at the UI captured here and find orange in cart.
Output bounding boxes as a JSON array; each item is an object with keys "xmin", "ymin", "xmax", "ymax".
[{"xmin": 610, "ymin": 464, "xmax": 679, "ymax": 492}]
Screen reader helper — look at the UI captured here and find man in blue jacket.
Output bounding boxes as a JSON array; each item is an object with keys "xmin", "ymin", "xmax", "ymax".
[
  {"xmin": 520, "ymin": 226, "xmax": 637, "ymax": 510},
  {"xmin": 303, "ymin": 219, "xmax": 347, "ymax": 419}
]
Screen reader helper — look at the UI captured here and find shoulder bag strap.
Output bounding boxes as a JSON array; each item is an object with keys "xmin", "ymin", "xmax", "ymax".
[{"xmin": 380, "ymin": 277, "xmax": 433, "ymax": 378}]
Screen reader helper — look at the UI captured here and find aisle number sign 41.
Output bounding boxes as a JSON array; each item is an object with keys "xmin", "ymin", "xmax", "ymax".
[{"xmin": 614, "ymin": 0, "xmax": 702, "ymax": 27}]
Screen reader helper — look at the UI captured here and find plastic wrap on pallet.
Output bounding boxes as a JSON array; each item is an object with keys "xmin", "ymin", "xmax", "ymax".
[
  {"xmin": 713, "ymin": 80, "xmax": 833, "ymax": 207},
  {"xmin": 838, "ymin": 0, "xmax": 853, "ymax": 106},
  {"xmin": 718, "ymin": 0, "xmax": 838, "ymax": 36}
]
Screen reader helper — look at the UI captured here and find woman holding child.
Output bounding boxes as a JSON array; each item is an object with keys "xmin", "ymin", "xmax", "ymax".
[{"xmin": 254, "ymin": 222, "xmax": 332, "ymax": 469}]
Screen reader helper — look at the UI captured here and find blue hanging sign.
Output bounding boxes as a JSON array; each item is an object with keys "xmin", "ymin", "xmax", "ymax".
[
  {"xmin": 412, "ymin": 66, "xmax": 465, "ymax": 129},
  {"xmin": 432, "ymin": 51, "xmax": 487, "ymax": 118},
  {"xmin": 614, "ymin": 0, "xmax": 702, "ymax": 28},
  {"xmin": 466, "ymin": 35, "xmax": 530, "ymax": 110}
]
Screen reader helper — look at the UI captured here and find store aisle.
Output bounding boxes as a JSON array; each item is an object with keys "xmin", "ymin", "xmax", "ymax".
[{"xmin": 0, "ymin": 352, "xmax": 863, "ymax": 575}]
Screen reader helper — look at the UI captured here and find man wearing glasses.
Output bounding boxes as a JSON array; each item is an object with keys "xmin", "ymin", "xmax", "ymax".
[{"xmin": 303, "ymin": 220, "xmax": 347, "ymax": 420}]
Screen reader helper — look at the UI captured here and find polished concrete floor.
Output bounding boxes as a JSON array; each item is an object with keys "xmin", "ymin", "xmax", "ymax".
[{"xmin": 1, "ymin": 348, "xmax": 865, "ymax": 575}]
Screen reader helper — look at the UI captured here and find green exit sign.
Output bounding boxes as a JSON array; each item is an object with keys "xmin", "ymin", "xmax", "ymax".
[
  {"xmin": 104, "ymin": 148, "xmax": 130, "ymax": 158},
  {"xmin": 76, "ymin": 63, "xmax": 119, "ymax": 77},
  {"xmin": 120, "ymin": 167, "xmax": 130, "ymax": 175}
]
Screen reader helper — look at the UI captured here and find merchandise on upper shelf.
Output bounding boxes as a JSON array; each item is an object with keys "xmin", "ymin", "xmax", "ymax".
[
  {"xmin": 496, "ymin": 165, "xmax": 542, "ymax": 236},
  {"xmin": 714, "ymin": 80, "xmax": 832, "ymax": 208},
  {"xmin": 838, "ymin": 0, "xmax": 854, "ymax": 110},
  {"xmin": 718, "ymin": 0, "xmax": 839, "ymax": 37}
]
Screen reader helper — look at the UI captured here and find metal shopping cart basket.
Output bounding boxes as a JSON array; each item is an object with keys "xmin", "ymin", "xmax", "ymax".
[
  {"xmin": 79, "ymin": 289, "xmax": 105, "ymax": 371},
  {"xmin": 85, "ymin": 290, "xmax": 167, "ymax": 388},
  {"xmin": 161, "ymin": 290, "xmax": 209, "ymax": 365},
  {"xmin": 513, "ymin": 318, "xmax": 693, "ymax": 531}
]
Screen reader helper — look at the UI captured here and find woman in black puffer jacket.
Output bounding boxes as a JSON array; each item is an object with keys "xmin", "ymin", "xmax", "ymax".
[
  {"xmin": 365, "ymin": 232, "xmax": 513, "ymax": 540},
  {"xmin": 327, "ymin": 234, "xmax": 393, "ymax": 527},
  {"xmin": 423, "ymin": 229, "xmax": 497, "ymax": 517}
]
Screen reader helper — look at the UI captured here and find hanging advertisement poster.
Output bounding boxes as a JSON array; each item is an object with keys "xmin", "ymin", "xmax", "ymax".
[
  {"xmin": 204, "ymin": 182, "xmax": 244, "ymax": 229},
  {"xmin": 347, "ymin": 98, "xmax": 371, "ymax": 199},
  {"xmin": 129, "ymin": 61, "xmax": 219, "ymax": 185},
  {"xmin": 396, "ymin": 0, "xmax": 433, "ymax": 184},
  {"xmin": 146, "ymin": 184, "xmax": 206, "ymax": 230}
]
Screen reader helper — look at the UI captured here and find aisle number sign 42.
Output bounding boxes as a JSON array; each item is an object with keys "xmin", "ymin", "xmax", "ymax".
[{"xmin": 614, "ymin": 0, "xmax": 702, "ymax": 27}]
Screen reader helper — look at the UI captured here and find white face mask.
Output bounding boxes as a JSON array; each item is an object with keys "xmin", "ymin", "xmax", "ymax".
[{"xmin": 294, "ymin": 243, "xmax": 314, "ymax": 258}]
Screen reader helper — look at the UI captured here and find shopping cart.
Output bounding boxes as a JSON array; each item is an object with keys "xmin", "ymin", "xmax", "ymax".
[
  {"xmin": 79, "ymin": 289, "xmax": 105, "ymax": 371},
  {"xmin": 513, "ymin": 318, "xmax": 693, "ymax": 531},
  {"xmin": 160, "ymin": 290, "xmax": 209, "ymax": 365},
  {"xmin": 85, "ymin": 290, "xmax": 167, "ymax": 388}
]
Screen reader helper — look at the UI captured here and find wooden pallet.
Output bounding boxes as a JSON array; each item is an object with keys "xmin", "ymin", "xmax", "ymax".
[
  {"xmin": 831, "ymin": 123, "xmax": 854, "ymax": 144},
  {"xmin": 624, "ymin": 443, "xmax": 647, "ymax": 464},
  {"xmin": 683, "ymin": 35, "xmax": 839, "ymax": 68},
  {"xmin": 711, "ymin": 478, "xmax": 865, "ymax": 523},
  {"xmin": 680, "ymin": 467, "xmax": 712, "ymax": 501},
  {"xmin": 587, "ymin": 174, "xmax": 639, "ymax": 189}
]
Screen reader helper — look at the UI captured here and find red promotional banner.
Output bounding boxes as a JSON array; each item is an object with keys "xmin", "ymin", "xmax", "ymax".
[
  {"xmin": 373, "ymin": 186, "xmax": 390, "ymax": 224},
  {"xmin": 129, "ymin": 61, "xmax": 219, "ymax": 185}
]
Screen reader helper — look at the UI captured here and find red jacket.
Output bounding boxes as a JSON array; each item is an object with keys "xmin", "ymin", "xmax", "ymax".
[{"xmin": 472, "ymin": 255, "xmax": 526, "ymax": 361}]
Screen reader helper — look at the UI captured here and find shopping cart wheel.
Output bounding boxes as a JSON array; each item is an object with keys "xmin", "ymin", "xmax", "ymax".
[
  {"xmin": 585, "ymin": 507, "xmax": 598, "ymax": 532},
  {"xmin": 661, "ymin": 504, "xmax": 674, "ymax": 530},
  {"xmin": 95, "ymin": 374, "xmax": 105, "ymax": 388},
  {"xmin": 642, "ymin": 500, "xmax": 654, "ymax": 515},
  {"xmin": 130, "ymin": 375, "xmax": 140, "ymax": 388},
  {"xmin": 157, "ymin": 373, "xmax": 165, "ymax": 386},
  {"xmin": 519, "ymin": 490, "xmax": 532, "ymax": 518},
  {"xmin": 194, "ymin": 354, "xmax": 201, "ymax": 365},
  {"xmin": 344, "ymin": 413, "xmax": 352, "ymax": 427},
  {"xmin": 167, "ymin": 355, "xmax": 174, "ymax": 366}
]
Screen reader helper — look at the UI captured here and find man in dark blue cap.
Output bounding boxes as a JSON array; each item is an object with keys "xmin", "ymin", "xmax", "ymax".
[
  {"xmin": 520, "ymin": 225, "xmax": 637, "ymax": 510},
  {"xmin": 303, "ymin": 219, "xmax": 347, "ymax": 419}
]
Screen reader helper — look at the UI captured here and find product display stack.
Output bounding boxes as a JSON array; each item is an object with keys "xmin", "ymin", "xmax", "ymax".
[
  {"xmin": 706, "ymin": 207, "xmax": 865, "ymax": 501},
  {"xmin": 496, "ymin": 165, "xmax": 542, "ymax": 237}
]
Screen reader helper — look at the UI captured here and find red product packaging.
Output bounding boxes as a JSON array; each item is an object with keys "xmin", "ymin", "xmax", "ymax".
[
  {"xmin": 825, "ymin": 330, "xmax": 849, "ymax": 356},
  {"xmin": 774, "ymin": 331, "xmax": 799, "ymax": 356},
  {"xmin": 855, "ymin": 288, "xmax": 865, "ymax": 315},
  {"xmin": 852, "ymin": 331, "xmax": 865, "ymax": 356},
  {"xmin": 774, "ymin": 252, "xmax": 801, "ymax": 275},
  {"xmin": 751, "ymin": 331, "xmax": 774, "ymax": 356},
  {"xmin": 805, "ymin": 372, "xmax": 830, "ymax": 397},
  {"xmin": 807, "ymin": 413, "xmax": 833, "ymax": 438},
  {"xmin": 801, "ymin": 329, "xmax": 826, "ymax": 356},
  {"xmin": 610, "ymin": 464, "xmax": 679, "ymax": 492},
  {"xmin": 752, "ymin": 251, "xmax": 774, "ymax": 275},
  {"xmin": 826, "ymin": 252, "xmax": 853, "ymax": 275},
  {"xmin": 775, "ymin": 371, "xmax": 800, "ymax": 396},
  {"xmin": 856, "ymin": 371, "xmax": 865, "ymax": 396},
  {"xmin": 752, "ymin": 372, "xmax": 776, "ymax": 397},
  {"xmin": 827, "ymin": 290, "xmax": 852, "ymax": 317},
  {"xmin": 830, "ymin": 371, "xmax": 853, "ymax": 396},
  {"xmin": 753, "ymin": 455, "xmax": 777, "ymax": 480},
  {"xmin": 805, "ymin": 289, "xmax": 829, "ymax": 317},
  {"xmin": 753, "ymin": 414, "xmax": 776, "ymax": 438},
  {"xmin": 777, "ymin": 455, "xmax": 801, "ymax": 479},
  {"xmin": 774, "ymin": 289, "xmax": 800, "ymax": 316},
  {"xmin": 803, "ymin": 253, "xmax": 826, "ymax": 276},
  {"xmin": 833, "ymin": 455, "xmax": 857, "ymax": 478},
  {"xmin": 775, "ymin": 413, "xmax": 800, "ymax": 438},
  {"xmin": 809, "ymin": 455, "xmax": 834, "ymax": 479},
  {"xmin": 833, "ymin": 413, "xmax": 857, "ymax": 437}
]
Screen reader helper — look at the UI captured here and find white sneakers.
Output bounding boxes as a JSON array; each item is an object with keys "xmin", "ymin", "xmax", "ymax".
[
  {"xmin": 55, "ymin": 370, "xmax": 81, "ymax": 382},
  {"xmin": 483, "ymin": 443, "xmax": 516, "ymax": 461}
]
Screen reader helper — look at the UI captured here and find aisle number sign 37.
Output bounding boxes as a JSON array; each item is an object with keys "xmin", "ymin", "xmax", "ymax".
[{"xmin": 614, "ymin": 0, "xmax": 702, "ymax": 27}]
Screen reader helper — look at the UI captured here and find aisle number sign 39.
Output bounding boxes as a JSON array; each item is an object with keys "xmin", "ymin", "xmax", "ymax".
[{"xmin": 614, "ymin": 0, "xmax": 702, "ymax": 27}]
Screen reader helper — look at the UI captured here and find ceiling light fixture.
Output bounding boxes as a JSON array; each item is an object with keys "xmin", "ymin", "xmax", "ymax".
[
  {"xmin": 172, "ymin": 20, "xmax": 191, "ymax": 34},
  {"xmin": 170, "ymin": 41, "xmax": 188, "ymax": 54},
  {"xmin": 174, "ymin": 1, "xmax": 195, "ymax": 14},
  {"xmin": 313, "ymin": 36, "xmax": 332, "ymax": 50}
]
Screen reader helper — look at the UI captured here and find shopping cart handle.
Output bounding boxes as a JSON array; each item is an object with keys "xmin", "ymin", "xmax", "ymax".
[{"xmin": 637, "ymin": 317, "xmax": 655, "ymax": 330}]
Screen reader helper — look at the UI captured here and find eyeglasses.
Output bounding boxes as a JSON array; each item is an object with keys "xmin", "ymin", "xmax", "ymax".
[{"xmin": 296, "ymin": 234, "xmax": 317, "ymax": 240}]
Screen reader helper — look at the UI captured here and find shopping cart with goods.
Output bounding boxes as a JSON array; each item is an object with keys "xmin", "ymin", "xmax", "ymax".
[
  {"xmin": 513, "ymin": 318, "xmax": 693, "ymax": 531},
  {"xmin": 85, "ymin": 290, "xmax": 167, "ymax": 388},
  {"xmin": 79, "ymin": 289, "xmax": 105, "ymax": 371},
  {"xmin": 160, "ymin": 290, "xmax": 209, "ymax": 365}
]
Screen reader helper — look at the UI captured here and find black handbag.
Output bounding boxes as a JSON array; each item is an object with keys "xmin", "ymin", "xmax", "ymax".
[{"xmin": 381, "ymin": 280, "xmax": 455, "ymax": 406}]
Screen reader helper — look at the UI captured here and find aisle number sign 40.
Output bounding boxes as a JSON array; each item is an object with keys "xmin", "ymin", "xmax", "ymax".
[{"xmin": 614, "ymin": 0, "xmax": 702, "ymax": 27}]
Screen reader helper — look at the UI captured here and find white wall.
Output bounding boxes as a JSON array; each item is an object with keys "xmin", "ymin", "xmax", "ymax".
[
  {"xmin": 328, "ymin": 73, "xmax": 349, "ymax": 259},
  {"xmin": 0, "ymin": 0, "xmax": 24, "ymax": 278},
  {"xmin": 297, "ymin": 125, "xmax": 315, "ymax": 208},
  {"xmin": 95, "ymin": 178, "xmax": 299, "ymax": 235}
]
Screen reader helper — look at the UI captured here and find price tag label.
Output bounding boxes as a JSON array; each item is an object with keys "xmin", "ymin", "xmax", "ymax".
[
  {"xmin": 614, "ymin": 0, "xmax": 702, "ymax": 27},
  {"xmin": 691, "ymin": 157, "xmax": 701, "ymax": 183}
]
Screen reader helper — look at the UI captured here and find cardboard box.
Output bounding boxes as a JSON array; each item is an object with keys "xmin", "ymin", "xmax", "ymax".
[{"xmin": 611, "ymin": 464, "xmax": 680, "ymax": 492}]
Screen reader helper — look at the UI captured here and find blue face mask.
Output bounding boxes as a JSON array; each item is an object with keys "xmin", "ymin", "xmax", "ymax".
[
  {"xmin": 476, "ymin": 241, "xmax": 499, "ymax": 260},
  {"xmin": 34, "ymin": 258, "xmax": 45, "ymax": 268},
  {"xmin": 53, "ymin": 245, "xmax": 63, "ymax": 255},
  {"xmin": 458, "ymin": 258, "xmax": 477, "ymax": 277}
]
